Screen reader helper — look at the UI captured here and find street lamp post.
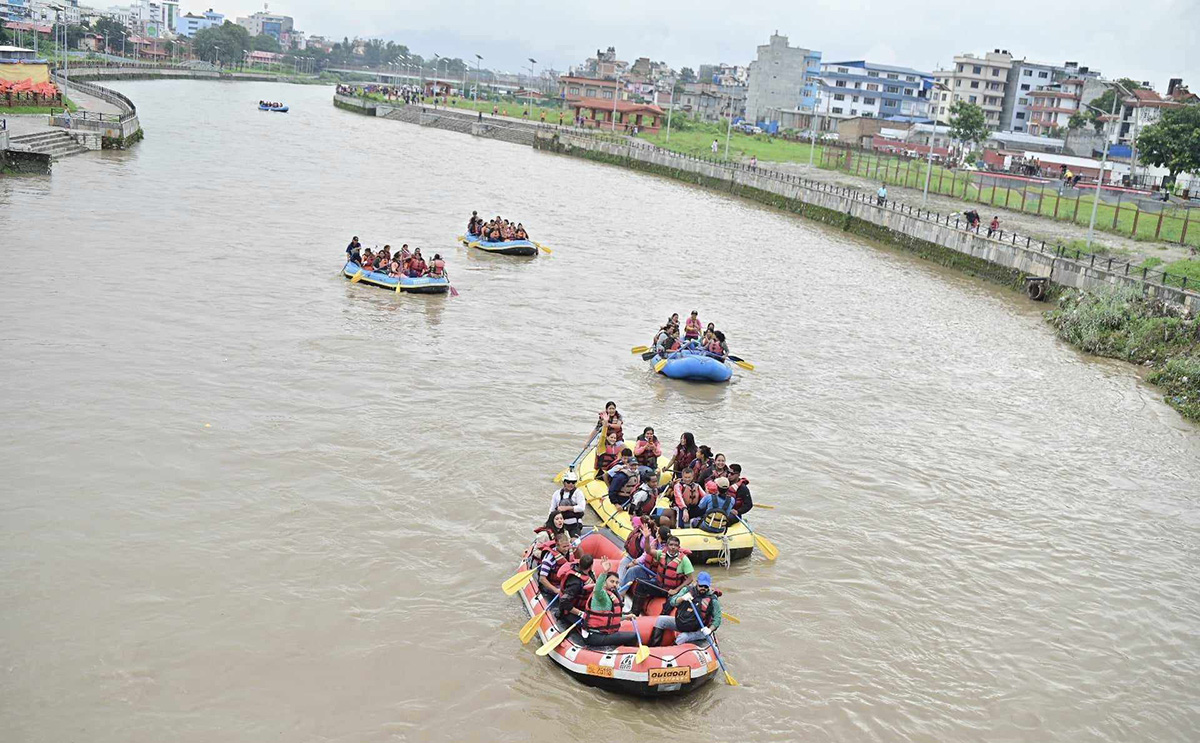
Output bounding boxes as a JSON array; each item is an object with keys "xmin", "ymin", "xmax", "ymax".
[
  {"xmin": 922, "ymin": 81, "xmax": 950, "ymax": 205},
  {"xmin": 473, "ymin": 53, "xmax": 482, "ymax": 103},
  {"xmin": 526, "ymin": 58, "xmax": 537, "ymax": 116},
  {"xmin": 665, "ymin": 85, "xmax": 675, "ymax": 142},
  {"xmin": 1084, "ymin": 81, "xmax": 1131, "ymax": 252},
  {"xmin": 723, "ymin": 90, "xmax": 733, "ymax": 158},
  {"xmin": 611, "ymin": 73, "xmax": 621, "ymax": 132}
]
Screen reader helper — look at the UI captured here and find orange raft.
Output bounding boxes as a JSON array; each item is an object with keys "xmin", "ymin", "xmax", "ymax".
[{"xmin": 515, "ymin": 529, "xmax": 723, "ymax": 696}]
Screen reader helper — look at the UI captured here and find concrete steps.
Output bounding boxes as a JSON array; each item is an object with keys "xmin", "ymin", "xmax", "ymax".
[{"xmin": 9, "ymin": 129, "xmax": 89, "ymax": 159}]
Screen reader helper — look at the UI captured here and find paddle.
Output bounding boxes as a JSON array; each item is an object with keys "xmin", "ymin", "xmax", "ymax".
[
  {"xmin": 350, "ymin": 269, "xmax": 365, "ymax": 284},
  {"xmin": 535, "ymin": 618, "xmax": 582, "ymax": 656},
  {"xmin": 654, "ymin": 359, "xmax": 669, "ymax": 374},
  {"xmin": 722, "ymin": 612, "xmax": 742, "ymax": 624},
  {"xmin": 727, "ymin": 354, "xmax": 755, "ymax": 371},
  {"xmin": 686, "ymin": 599, "xmax": 737, "ymax": 686},
  {"xmin": 501, "ymin": 567, "xmax": 538, "ymax": 596},
  {"xmin": 641, "ymin": 351, "xmax": 658, "ymax": 361},
  {"xmin": 634, "ymin": 619, "xmax": 651, "ymax": 664},
  {"xmin": 448, "ymin": 285, "xmax": 460, "ymax": 297},
  {"xmin": 520, "ymin": 596, "xmax": 558, "ymax": 644},
  {"xmin": 739, "ymin": 517, "xmax": 778, "ymax": 561},
  {"xmin": 534, "ymin": 241, "xmax": 553, "ymax": 254},
  {"xmin": 630, "ymin": 345, "xmax": 649, "ymax": 354},
  {"xmin": 554, "ymin": 428, "xmax": 603, "ymax": 483}
]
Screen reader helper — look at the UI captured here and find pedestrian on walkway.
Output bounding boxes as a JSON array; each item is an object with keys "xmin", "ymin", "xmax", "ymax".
[
  {"xmin": 876, "ymin": 183, "xmax": 887, "ymax": 206},
  {"xmin": 987, "ymin": 216, "xmax": 1000, "ymax": 237}
]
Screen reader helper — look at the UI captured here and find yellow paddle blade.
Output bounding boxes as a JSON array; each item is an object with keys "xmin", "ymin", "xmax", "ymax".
[
  {"xmin": 394, "ymin": 280, "xmax": 401, "ymax": 294},
  {"xmin": 519, "ymin": 609, "xmax": 547, "ymax": 644},
  {"xmin": 722, "ymin": 612, "xmax": 741, "ymax": 624},
  {"xmin": 501, "ymin": 568, "xmax": 537, "ymax": 595},
  {"xmin": 734, "ymin": 360, "xmax": 755, "ymax": 371},
  {"xmin": 535, "ymin": 242, "xmax": 553, "ymax": 254},
  {"xmin": 654, "ymin": 359, "xmax": 668, "ymax": 373},
  {"xmin": 634, "ymin": 643, "xmax": 651, "ymax": 664},
  {"xmin": 754, "ymin": 533, "xmax": 779, "ymax": 561},
  {"xmin": 553, "ymin": 469, "xmax": 566, "ymax": 483},
  {"xmin": 457, "ymin": 235, "xmax": 465, "ymax": 241},
  {"xmin": 630, "ymin": 345, "xmax": 649, "ymax": 354},
  {"xmin": 535, "ymin": 622, "xmax": 578, "ymax": 656},
  {"xmin": 350, "ymin": 270, "xmax": 364, "ymax": 283},
  {"xmin": 724, "ymin": 670, "xmax": 739, "ymax": 686},
  {"xmin": 755, "ymin": 504, "xmax": 775, "ymax": 510}
]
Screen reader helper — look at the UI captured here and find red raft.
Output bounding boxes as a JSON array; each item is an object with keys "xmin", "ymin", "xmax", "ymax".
[{"xmin": 515, "ymin": 530, "xmax": 723, "ymax": 696}]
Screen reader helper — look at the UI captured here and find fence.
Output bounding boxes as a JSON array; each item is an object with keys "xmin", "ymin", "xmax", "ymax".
[
  {"xmin": 818, "ymin": 146, "xmax": 1197, "ymax": 247},
  {"xmin": 547, "ymin": 129, "xmax": 1200, "ymax": 299}
]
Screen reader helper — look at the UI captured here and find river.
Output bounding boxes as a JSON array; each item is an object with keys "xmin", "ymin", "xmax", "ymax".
[{"xmin": 2, "ymin": 80, "xmax": 1198, "ymax": 742}]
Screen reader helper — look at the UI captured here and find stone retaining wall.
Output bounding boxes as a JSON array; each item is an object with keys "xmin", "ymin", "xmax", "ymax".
[{"xmin": 2, "ymin": 148, "xmax": 52, "ymax": 174}]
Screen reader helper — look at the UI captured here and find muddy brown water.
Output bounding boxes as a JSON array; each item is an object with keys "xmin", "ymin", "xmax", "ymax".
[{"xmin": 2, "ymin": 80, "xmax": 1199, "ymax": 742}]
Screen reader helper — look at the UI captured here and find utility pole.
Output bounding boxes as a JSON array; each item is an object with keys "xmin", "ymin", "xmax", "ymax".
[
  {"xmin": 527, "ymin": 58, "xmax": 537, "ymax": 116},
  {"xmin": 611, "ymin": 73, "xmax": 620, "ymax": 131},
  {"xmin": 665, "ymin": 85, "xmax": 675, "ymax": 142},
  {"xmin": 473, "ymin": 53, "xmax": 482, "ymax": 102},
  {"xmin": 723, "ymin": 90, "xmax": 733, "ymax": 158},
  {"xmin": 1086, "ymin": 81, "xmax": 1131, "ymax": 251}
]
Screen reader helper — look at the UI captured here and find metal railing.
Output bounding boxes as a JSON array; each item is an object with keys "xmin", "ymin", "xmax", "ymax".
[{"xmin": 51, "ymin": 71, "xmax": 137, "ymax": 124}]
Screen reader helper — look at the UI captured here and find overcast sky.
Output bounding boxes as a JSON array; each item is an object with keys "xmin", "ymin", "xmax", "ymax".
[{"xmin": 210, "ymin": 0, "xmax": 1197, "ymax": 89}]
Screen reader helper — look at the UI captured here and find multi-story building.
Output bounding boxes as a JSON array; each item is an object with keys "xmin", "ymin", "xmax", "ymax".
[
  {"xmin": 558, "ymin": 74, "xmax": 628, "ymax": 103},
  {"xmin": 677, "ymin": 81, "xmax": 746, "ymax": 122},
  {"xmin": 174, "ymin": 7, "xmax": 222, "ymax": 37},
  {"xmin": 816, "ymin": 60, "xmax": 933, "ymax": 124},
  {"xmin": 744, "ymin": 32, "xmax": 821, "ymax": 127},
  {"xmin": 1110, "ymin": 87, "xmax": 1185, "ymax": 146},
  {"xmin": 932, "ymin": 49, "xmax": 1013, "ymax": 129},
  {"xmin": 1001, "ymin": 60, "xmax": 1100, "ymax": 132},
  {"xmin": 235, "ymin": 11, "xmax": 293, "ymax": 41},
  {"xmin": 1025, "ymin": 78, "xmax": 1085, "ymax": 136}
]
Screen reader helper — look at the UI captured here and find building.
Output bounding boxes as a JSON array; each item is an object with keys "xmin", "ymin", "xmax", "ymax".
[
  {"xmin": 0, "ymin": 43, "xmax": 39, "ymax": 60},
  {"xmin": 235, "ymin": 10, "xmax": 293, "ymax": 40},
  {"xmin": 569, "ymin": 97, "xmax": 664, "ymax": 133},
  {"xmin": 1110, "ymin": 86, "xmax": 1185, "ymax": 146},
  {"xmin": 933, "ymin": 49, "xmax": 1014, "ymax": 129},
  {"xmin": 699, "ymin": 62, "xmax": 747, "ymax": 86},
  {"xmin": 576, "ymin": 46, "xmax": 627, "ymax": 80},
  {"xmin": 558, "ymin": 74, "xmax": 627, "ymax": 103},
  {"xmin": 816, "ymin": 60, "xmax": 933, "ymax": 124},
  {"xmin": 744, "ymin": 32, "xmax": 821, "ymax": 128},
  {"xmin": 836, "ymin": 116, "xmax": 906, "ymax": 147},
  {"xmin": 1025, "ymin": 78, "xmax": 1085, "ymax": 136},
  {"xmin": 1001, "ymin": 60, "xmax": 1100, "ymax": 132},
  {"xmin": 174, "ymin": 8, "xmax": 222, "ymax": 37},
  {"xmin": 676, "ymin": 81, "xmax": 746, "ymax": 122}
]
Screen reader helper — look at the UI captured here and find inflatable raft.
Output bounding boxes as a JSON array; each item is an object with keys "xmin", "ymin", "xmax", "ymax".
[
  {"xmin": 515, "ymin": 530, "xmax": 722, "ymax": 696},
  {"xmin": 577, "ymin": 446, "xmax": 756, "ymax": 565},
  {"xmin": 651, "ymin": 348, "xmax": 733, "ymax": 383},
  {"xmin": 459, "ymin": 234, "xmax": 538, "ymax": 256},
  {"xmin": 259, "ymin": 104, "xmax": 289, "ymax": 112},
  {"xmin": 341, "ymin": 261, "xmax": 450, "ymax": 294}
]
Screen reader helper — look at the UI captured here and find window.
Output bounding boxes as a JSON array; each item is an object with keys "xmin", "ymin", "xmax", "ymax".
[
  {"xmin": 569, "ymin": 87, "xmax": 580, "ymax": 95},
  {"xmin": 939, "ymin": 106, "xmax": 946, "ymax": 114},
  {"xmin": 1021, "ymin": 83, "xmax": 1030, "ymax": 91},
  {"xmin": 851, "ymin": 109, "xmax": 858, "ymax": 115},
  {"xmin": 973, "ymin": 65, "xmax": 981, "ymax": 74},
  {"xmin": 866, "ymin": 83, "xmax": 879, "ymax": 91},
  {"xmin": 906, "ymin": 75, "xmax": 916, "ymax": 82},
  {"xmin": 835, "ymin": 79, "xmax": 846, "ymax": 87},
  {"xmin": 970, "ymin": 81, "xmax": 979, "ymax": 89},
  {"xmin": 882, "ymin": 99, "xmax": 897, "ymax": 107},
  {"xmin": 969, "ymin": 95, "xmax": 977, "ymax": 103},
  {"xmin": 957, "ymin": 64, "xmax": 964, "ymax": 72},
  {"xmin": 1016, "ymin": 111, "xmax": 1026, "ymax": 119},
  {"xmin": 992, "ymin": 68, "xmax": 1000, "ymax": 76},
  {"xmin": 833, "ymin": 93, "xmax": 844, "ymax": 101},
  {"xmin": 1018, "ymin": 97, "xmax": 1028, "ymax": 105},
  {"xmin": 854, "ymin": 81, "xmax": 861, "ymax": 89},
  {"xmin": 837, "ymin": 67, "xmax": 849, "ymax": 73},
  {"xmin": 863, "ymin": 112, "xmax": 873, "ymax": 117},
  {"xmin": 864, "ymin": 97, "xmax": 876, "ymax": 105},
  {"xmin": 886, "ymin": 73, "xmax": 898, "ymax": 79},
  {"xmin": 851, "ymin": 96, "xmax": 859, "ymax": 102},
  {"xmin": 1024, "ymin": 69, "xmax": 1032, "ymax": 76},
  {"xmin": 886, "ymin": 86, "xmax": 900, "ymax": 93},
  {"xmin": 941, "ymin": 92, "xmax": 947, "ymax": 101},
  {"xmin": 955, "ymin": 79, "xmax": 962, "ymax": 88},
  {"xmin": 831, "ymin": 107, "xmax": 843, "ymax": 114},
  {"xmin": 1038, "ymin": 71, "xmax": 1048, "ymax": 78},
  {"xmin": 602, "ymin": 90, "xmax": 613, "ymax": 99}
]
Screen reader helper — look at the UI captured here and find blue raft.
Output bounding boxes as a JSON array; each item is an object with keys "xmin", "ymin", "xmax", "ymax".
[
  {"xmin": 342, "ymin": 262, "xmax": 450, "ymax": 294},
  {"xmin": 459, "ymin": 234, "xmax": 537, "ymax": 256},
  {"xmin": 259, "ymin": 104, "xmax": 289, "ymax": 112},
  {"xmin": 650, "ymin": 348, "xmax": 733, "ymax": 383}
]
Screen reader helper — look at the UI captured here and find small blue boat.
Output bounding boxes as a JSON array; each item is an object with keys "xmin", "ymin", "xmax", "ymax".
[
  {"xmin": 342, "ymin": 262, "xmax": 450, "ymax": 294},
  {"xmin": 258, "ymin": 104, "xmax": 289, "ymax": 112},
  {"xmin": 650, "ymin": 348, "xmax": 733, "ymax": 383},
  {"xmin": 459, "ymin": 234, "xmax": 538, "ymax": 256}
]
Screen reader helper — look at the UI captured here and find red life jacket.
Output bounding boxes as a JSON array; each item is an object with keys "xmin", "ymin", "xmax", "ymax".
[
  {"xmin": 624, "ymin": 531, "xmax": 644, "ymax": 559},
  {"xmin": 731, "ymin": 477, "xmax": 750, "ymax": 511},
  {"xmin": 542, "ymin": 548, "xmax": 570, "ymax": 580},
  {"xmin": 584, "ymin": 588, "xmax": 623, "ymax": 634},
  {"xmin": 595, "ymin": 444, "xmax": 619, "ymax": 473},
  {"xmin": 674, "ymin": 481, "xmax": 703, "ymax": 508},
  {"xmin": 674, "ymin": 447, "xmax": 697, "ymax": 472},
  {"xmin": 556, "ymin": 564, "xmax": 595, "ymax": 611},
  {"xmin": 656, "ymin": 551, "xmax": 688, "ymax": 591},
  {"xmin": 705, "ymin": 339, "xmax": 724, "ymax": 355}
]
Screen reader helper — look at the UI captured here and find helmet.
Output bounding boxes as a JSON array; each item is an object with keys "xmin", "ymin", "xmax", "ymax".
[
  {"xmin": 715, "ymin": 476, "xmax": 730, "ymax": 489},
  {"xmin": 562, "ymin": 471, "xmax": 579, "ymax": 483},
  {"xmin": 705, "ymin": 481, "xmax": 718, "ymax": 494}
]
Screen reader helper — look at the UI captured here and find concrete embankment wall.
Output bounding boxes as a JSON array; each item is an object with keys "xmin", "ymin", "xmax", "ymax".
[
  {"xmin": 333, "ymin": 94, "xmax": 539, "ymax": 147},
  {"xmin": 534, "ymin": 131, "xmax": 1199, "ymax": 315},
  {"xmin": 65, "ymin": 67, "xmax": 287, "ymax": 84},
  {"xmin": 51, "ymin": 72, "xmax": 142, "ymax": 147}
]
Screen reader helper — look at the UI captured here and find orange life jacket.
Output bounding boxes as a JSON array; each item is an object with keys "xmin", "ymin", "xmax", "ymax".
[{"xmin": 584, "ymin": 588, "xmax": 623, "ymax": 634}]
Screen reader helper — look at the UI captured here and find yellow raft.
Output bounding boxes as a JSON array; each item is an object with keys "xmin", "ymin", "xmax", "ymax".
[{"xmin": 576, "ymin": 446, "xmax": 757, "ymax": 565}]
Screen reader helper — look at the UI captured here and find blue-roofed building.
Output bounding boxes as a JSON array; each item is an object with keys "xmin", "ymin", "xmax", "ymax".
[{"xmin": 816, "ymin": 60, "xmax": 934, "ymax": 128}]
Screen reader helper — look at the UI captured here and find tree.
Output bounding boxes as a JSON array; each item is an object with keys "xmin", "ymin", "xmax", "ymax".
[
  {"xmin": 948, "ymin": 100, "xmax": 989, "ymax": 148},
  {"xmin": 1136, "ymin": 105, "xmax": 1200, "ymax": 181},
  {"xmin": 93, "ymin": 17, "xmax": 128, "ymax": 52},
  {"xmin": 252, "ymin": 34, "xmax": 281, "ymax": 53},
  {"xmin": 193, "ymin": 21, "xmax": 251, "ymax": 66},
  {"xmin": 0, "ymin": 24, "xmax": 9, "ymax": 45},
  {"xmin": 679, "ymin": 67, "xmax": 696, "ymax": 84}
]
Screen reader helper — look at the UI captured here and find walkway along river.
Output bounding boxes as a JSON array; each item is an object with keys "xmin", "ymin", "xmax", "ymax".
[{"xmin": 2, "ymin": 80, "xmax": 1199, "ymax": 743}]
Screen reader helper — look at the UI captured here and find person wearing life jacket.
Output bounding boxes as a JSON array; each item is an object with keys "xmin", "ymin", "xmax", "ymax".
[
  {"xmin": 426, "ymin": 254, "xmax": 447, "ymax": 278},
  {"xmin": 699, "ymin": 452, "xmax": 730, "ymax": 488},
  {"xmin": 594, "ymin": 429, "xmax": 622, "ymax": 476},
  {"xmin": 548, "ymin": 471, "xmax": 585, "ymax": 538},
  {"xmin": 696, "ymin": 477, "xmax": 737, "ymax": 533},
  {"xmin": 405, "ymin": 249, "xmax": 427, "ymax": 277},
  {"xmin": 345, "ymin": 236, "xmax": 362, "ymax": 263},
  {"xmin": 621, "ymin": 534, "xmax": 695, "ymax": 613},
  {"xmin": 577, "ymin": 572, "xmax": 639, "ymax": 647},
  {"xmin": 592, "ymin": 401, "xmax": 624, "ymax": 443},
  {"xmin": 728, "ymin": 463, "xmax": 753, "ymax": 516},
  {"xmin": 632, "ymin": 427, "xmax": 661, "ymax": 468},
  {"xmin": 626, "ymin": 467, "xmax": 659, "ymax": 518},
  {"xmin": 378, "ymin": 245, "xmax": 392, "ymax": 268},
  {"xmin": 704, "ymin": 334, "xmax": 725, "ymax": 358},
  {"xmin": 689, "ymin": 445, "xmax": 713, "ymax": 477},
  {"xmin": 537, "ymin": 531, "xmax": 574, "ymax": 600},
  {"xmin": 665, "ymin": 432, "xmax": 698, "ymax": 477},
  {"xmin": 555, "ymin": 553, "xmax": 596, "ymax": 622},
  {"xmin": 683, "ymin": 310, "xmax": 702, "ymax": 341},
  {"xmin": 605, "ymin": 449, "xmax": 639, "ymax": 506},
  {"xmin": 467, "ymin": 211, "xmax": 480, "ymax": 236},
  {"xmin": 648, "ymin": 571, "xmax": 723, "ymax": 647},
  {"xmin": 672, "ymin": 467, "xmax": 705, "ymax": 528},
  {"xmin": 617, "ymin": 516, "xmax": 652, "ymax": 586}
]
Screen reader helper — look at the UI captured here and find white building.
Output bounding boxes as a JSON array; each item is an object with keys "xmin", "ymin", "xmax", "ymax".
[
  {"xmin": 235, "ymin": 11, "xmax": 293, "ymax": 40},
  {"xmin": 933, "ymin": 49, "xmax": 1014, "ymax": 129},
  {"xmin": 1025, "ymin": 78, "xmax": 1084, "ymax": 136},
  {"xmin": 174, "ymin": 7, "xmax": 222, "ymax": 37},
  {"xmin": 816, "ymin": 60, "xmax": 933, "ymax": 123}
]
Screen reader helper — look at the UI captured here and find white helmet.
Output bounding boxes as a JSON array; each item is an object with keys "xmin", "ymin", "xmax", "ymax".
[{"xmin": 563, "ymin": 471, "xmax": 580, "ymax": 483}]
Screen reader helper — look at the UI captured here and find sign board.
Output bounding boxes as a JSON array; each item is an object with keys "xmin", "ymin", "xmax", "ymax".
[{"xmin": 648, "ymin": 666, "xmax": 691, "ymax": 686}]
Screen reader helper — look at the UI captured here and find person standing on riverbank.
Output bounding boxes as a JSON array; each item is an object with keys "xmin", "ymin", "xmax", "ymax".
[
  {"xmin": 712, "ymin": 139, "xmax": 719, "ymax": 155},
  {"xmin": 877, "ymin": 183, "xmax": 887, "ymax": 206}
]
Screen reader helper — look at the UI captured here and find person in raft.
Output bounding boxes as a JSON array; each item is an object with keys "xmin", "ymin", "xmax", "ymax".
[
  {"xmin": 683, "ymin": 311, "xmax": 702, "ymax": 343},
  {"xmin": 694, "ymin": 477, "xmax": 738, "ymax": 531},
  {"xmin": 648, "ymin": 571, "xmax": 722, "ymax": 647},
  {"xmin": 618, "ymin": 516, "xmax": 654, "ymax": 586},
  {"xmin": 556, "ymin": 553, "xmax": 597, "ymax": 623},
  {"xmin": 426, "ymin": 254, "xmax": 447, "ymax": 278},
  {"xmin": 621, "ymin": 534, "xmax": 695, "ymax": 614},
  {"xmin": 592, "ymin": 401, "xmax": 624, "ymax": 444},
  {"xmin": 405, "ymin": 248, "xmax": 428, "ymax": 277},
  {"xmin": 466, "ymin": 211, "xmax": 481, "ymax": 236},
  {"xmin": 575, "ymin": 571, "xmax": 640, "ymax": 647},
  {"xmin": 548, "ymin": 471, "xmax": 585, "ymax": 538},
  {"xmin": 538, "ymin": 531, "xmax": 575, "ymax": 601},
  {"xmin": 346, "ymin": 236, "xmax": 362, "ymax": 263},
  {"xmin": 633, "ymin": 427, "xmax": 662, "ymax": 470},
  {"xmin": 605, "ymin": 450, "xmax": 641, "ymax": 505},
  {"xmin": 672, "ymin": 467, "xmax": 706, "ymax": 529}
]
